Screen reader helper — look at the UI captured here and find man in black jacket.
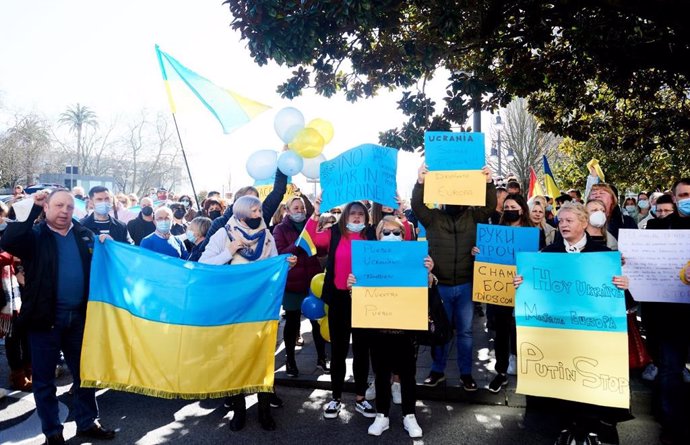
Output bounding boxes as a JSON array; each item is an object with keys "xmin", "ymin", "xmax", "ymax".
[
  {"xmin": 0, "ymin": 190, "xmax": 115, "ymax": 445},
  {"xmin": 80, "ymin": 186, "xmax": 132, "ymax": 244},
  {"xmin": 126, "ymin": 197, "xmax": 156, "ymax": 246}
]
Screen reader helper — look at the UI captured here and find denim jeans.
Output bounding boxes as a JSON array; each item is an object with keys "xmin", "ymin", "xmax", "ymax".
[
  {"xmin": 657, "ymin": 336, "xmax": 689, "ymax": 437},
  {"xmin": 431, "ymin": 283, "xmax": 474, "ymax": 375},
  {"xmin": 29, "ymin": 309, "xmax": 99, "ymax": 436}
]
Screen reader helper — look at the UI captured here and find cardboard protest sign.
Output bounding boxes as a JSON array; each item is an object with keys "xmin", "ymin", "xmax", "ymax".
[
  {"xmin": 515, "ymin": 252, "xmax": 629, "ymax": 409},
  {"xmin": 618, "ymin": 229, "xmax": 690, "ymax": 303},
  {"xmin": 351, "ymin": 241, "xmax": 428, "ymax": 330},
  {"xmin": 423, "ymin": 131, "xmax": 486, "ymax": 206},
  {"xmin": 319, "ymin": 144, "xmax": 398, "ymax": 211},
  {"xmin": 472, "ymin": 225, "xmax": 540, "ymax": 307},
  {"xmin": 253, "ymin": 175, "xmax": 295, "ymax": 203}
]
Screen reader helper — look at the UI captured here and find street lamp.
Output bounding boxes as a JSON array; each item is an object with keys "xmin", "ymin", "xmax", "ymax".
[{"xmin": 490, "ymin": 115, "xmax": 514, "ymax": 178}]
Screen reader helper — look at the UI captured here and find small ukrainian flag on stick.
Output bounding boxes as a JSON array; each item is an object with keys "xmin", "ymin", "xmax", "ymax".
[{"xmin": 295, "ymin": 227, "xmax": 317, "ymax": 257}]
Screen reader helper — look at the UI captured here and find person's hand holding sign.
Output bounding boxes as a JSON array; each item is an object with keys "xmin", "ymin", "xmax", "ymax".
[{"xmin": 417, "ymin": 162, "xmax": 428, "ymax": 185}]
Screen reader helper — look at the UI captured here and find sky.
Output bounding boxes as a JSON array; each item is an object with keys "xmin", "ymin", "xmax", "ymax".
[{"xmin": 0, "ymin": 0, "xmax": 495, "ymax": 198}]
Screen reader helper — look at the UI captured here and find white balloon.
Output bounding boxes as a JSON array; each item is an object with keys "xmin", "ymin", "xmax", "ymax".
[
  {"xmin": 277, "ymin": 151, "xmax": 304, "ymax": 176},
  {"xmin": 246, "ymin": 150, "xmax": 278, "ymax": 181},
  {"xmin": 274, "ymin": 107, "xmax": 305, "ymax": 143},
  {"xmin": 300, "ymin": 154, "xmax": 326, "ymax": 179}
]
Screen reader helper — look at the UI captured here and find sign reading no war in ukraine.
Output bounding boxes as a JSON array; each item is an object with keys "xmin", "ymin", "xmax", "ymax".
[
  {"xmin": 515, "ymin": 252, "xmax": 629, "ymax": 409},
  {"xmin": 319, "ymin": 144, "xmax": 398, "ymax": 211},
  {"xmin": 351, "ymin": 241, "xmax": 428, "ymax": 330},
  {"xmin": 472, "ymin": 224, "xmax": 540, "ymax": 307},
  {"xmin": 423, "ymin": 131, "xmax": 486, "ymax": 206}
]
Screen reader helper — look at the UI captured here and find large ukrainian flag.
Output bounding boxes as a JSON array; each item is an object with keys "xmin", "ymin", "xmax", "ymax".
[{"xmin": 81, "ymin": 241, "xmax": 289, "ymax": 399}]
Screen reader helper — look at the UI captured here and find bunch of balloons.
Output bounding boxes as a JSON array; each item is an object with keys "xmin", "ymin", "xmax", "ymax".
[
  {"xmin": 245, "ymin": 107, "xmax": 332, "ymax": 181},
  {"xmin": 299, "ymin": 272, "xmax": 330, "ymax": 342}
]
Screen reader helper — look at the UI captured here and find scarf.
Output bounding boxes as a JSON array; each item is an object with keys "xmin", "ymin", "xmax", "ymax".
[{"xmin": 224, "ymin": 215, "xmax": 276, "ymax": 264}]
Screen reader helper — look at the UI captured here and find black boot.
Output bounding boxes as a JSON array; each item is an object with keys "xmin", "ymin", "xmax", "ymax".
[
  {"xmin": 229, "ymin": 395, "xmax": 246, "ymax": 431},
  {"xmin": 258, "ymin": 393, "xmax": 276, "ymax": 431}
]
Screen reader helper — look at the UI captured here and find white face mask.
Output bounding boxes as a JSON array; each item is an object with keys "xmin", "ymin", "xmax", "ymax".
[
  {"xmin": 588, "ymin": 210, "xmax": 607, "ymax": 228},
  {"xmin": 380, "ymin": 233, "xmax": 402, "ymax": 242}
]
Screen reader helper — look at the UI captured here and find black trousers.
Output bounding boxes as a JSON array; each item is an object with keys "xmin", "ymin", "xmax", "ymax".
[
  {"xmin": 370, "ymin": 331, "xmax": 417, "ymax": 416},
  {"xmin": 493, "ymin": 305, "xmax": 516, "ymax": 374},
  {"xmin": 283, "ymin": 310, "xmax": 326, "ymax": 362},
  {"xmin": 5, "ymin": 314, "xmax": 31, "ymax": 370},
  {"xmin": 328, "ymin": 289, "xmax": 370, "ymax": 399}
]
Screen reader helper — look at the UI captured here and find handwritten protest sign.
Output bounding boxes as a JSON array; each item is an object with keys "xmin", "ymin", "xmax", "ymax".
[
  {"xmin": 254, "ymin": 175, "xmax": 295, "ymax": 203},
  {"xmin": 515, "ymin": 252, "xmax": 629, "ymax": 408},
  {"xmin": 424, "ymin": 131, "xmax": 486, "ymax": 206},
  {"xmin": 351, "ymin": 241, "xmax": 428, "ymax": 330},
  {"xmin": 424, "ymin": 131, "xmax": 485, "ymax": 171},
  {"xmin": 618, "ymin": 229, "xmax": 690, "ymax": 303},
  {"xmin": 319, "ymin": 144, "xmax": 398, "ymax": 211},
  {"xmin": 472, "ymin": 225, "xmax": 539, "ymax": 307}
]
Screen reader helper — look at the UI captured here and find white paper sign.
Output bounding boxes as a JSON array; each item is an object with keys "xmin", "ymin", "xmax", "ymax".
[{"xmin": 618, "ymin": 229, "xmax": 690, "ymax": 303}]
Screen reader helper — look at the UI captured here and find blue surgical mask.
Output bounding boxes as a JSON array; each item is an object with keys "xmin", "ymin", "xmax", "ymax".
[
  {"xmin": 637, "ymin": 199, "xmax": 649, "ymax": 210},
  {"xmin": 545, "ymin": 204, "xmax": 553, "ymax": 212},
  {"xmin": 186, "ymin": 230, "xmax": 196, "ymax": 244},
  {"xmin": 289, "ymin": 212, "xmax": 306, "ymax": 223},
  {"xmin": 380, "ymin": 233, "xmax": 402, "ymax": 242},
  {"xmin": 94, "ymin": 202, "xmax": 112, "ymax": 216},
  {"xmin": 0, "ymin": 221, "xmax": 7, "ymax": 231},
  {"xmin": 346, "ymin": 222, "xmax": 365, "ymax": 232},
  {"xmin": 677, "ymin": 198, "xmax": 690, "ymax": 216},
  {"xmin": 156, "ymin": 220, "xmax": 172, "ymax": 234},
  {"xmin": 625, "ymin": 205, "xmax": 637, "ymax": 214},
  {"xmin": 650, "ymin": 205, "xmax": 657, "ymax": 215}
]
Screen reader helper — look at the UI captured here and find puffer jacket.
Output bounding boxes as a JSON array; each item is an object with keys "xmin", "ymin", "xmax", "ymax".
[{"xmin": 411, "ymin": 181, "xmax": 496, "ymax": 286}]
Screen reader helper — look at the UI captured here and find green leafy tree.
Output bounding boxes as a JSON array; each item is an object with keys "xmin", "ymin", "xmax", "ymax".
[
  {"xmin": 225, "ymin": 1, "xmax": 690, "ymax": 155},
  {"xmin": 58, "ymin": 103, "xmax": 98, "ymax": 174}
]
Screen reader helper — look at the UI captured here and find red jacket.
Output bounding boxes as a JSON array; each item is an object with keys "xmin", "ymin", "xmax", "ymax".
[{"xmin": 273, "ymin": 216, "xmax": 323, "ymax": 294}]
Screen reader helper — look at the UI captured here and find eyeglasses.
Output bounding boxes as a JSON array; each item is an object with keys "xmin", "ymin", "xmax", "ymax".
[{"xmin": 382, "ymin": 230, "xmax": 402, "ymax": 236}]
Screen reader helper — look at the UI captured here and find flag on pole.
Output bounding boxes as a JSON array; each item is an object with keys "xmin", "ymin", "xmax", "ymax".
[
  {"xmin": 155, "ymin": 45, "xmax": 270, "ymax": 134},
  {"xmin": 542, "ymin": 155, "xmax": 561, "ymax": 199},
  {"xmin": 295, "ymin": 226, "xmax": 317, "ymax": 257},
  {"xmin": 528, "ymin": 167, "xmax": 545, "ymax": 199},
  {"xmin": 586, "ymin": 158, "xmax": 606, "ymax": 182}
]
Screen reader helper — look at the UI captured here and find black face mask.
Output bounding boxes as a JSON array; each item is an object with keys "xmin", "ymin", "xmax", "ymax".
[
  {"xmin": 141, "ymin": 206, "xmax": 153, "ymax": 217},
  {"xmin": 381, "ymin": 211, "xmax": 395, "ymax": 217},
  {"xmin": 209, "ymin": 210, "xmax": 222, "ymax": 220},
  {"xmin": 503, "ymin": 210, "xmax": 521, "ymax": 223},
  {"xmin": 173, "ymin": 209, "xmax": 186, "ymax": 219},
  {"xmin": 444, "ymin": 205, "xmax": 465, "ymax": 217},
  {"xmin": 245, "ymin": 217, "xmax": 262, "ymax": 230}
]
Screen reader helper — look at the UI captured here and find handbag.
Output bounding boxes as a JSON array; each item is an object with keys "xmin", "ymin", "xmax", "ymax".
[
  {"xmin": 627, "ymin": 312, "xmax": 651, "ymax": 369},
  {"xmin": 416, "ymin": 284, "xmax": 452, "ymax": 346}
]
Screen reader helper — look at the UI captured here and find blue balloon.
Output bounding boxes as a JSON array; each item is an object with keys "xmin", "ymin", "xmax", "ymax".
[
  {"xmin": 246, "ymin": 150, "xmax": 278, "ymax": 181},
  {"xmin": 301, "ymin": 295, "xmax": 326, "ymax": 320},
  {"xmin": 274, "ymin": 107, "xmax": 305, "ymax": 143},
  {"xmin": 278, "ymin": 151, "xmax": 304, "ymax": 176}
]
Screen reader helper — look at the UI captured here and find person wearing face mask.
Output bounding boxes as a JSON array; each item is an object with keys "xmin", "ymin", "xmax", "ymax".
[
  {"xmin": 584, "ymin": 199, "xmax": 618, "ymax": 250},
  {"xmin": 371, "ymin": 201, "xmax": 415, "ymax": 240},
  {"xmin": 305, "ymin": 198, "xmax": 378, "ymax": 420},
  {"xmin": 79, "ymin": 186, "xmax": 132, "ymax": 244},
  {"xmin": 642, "ymin": 178, "xmax": 690, "ymax": 445},
  {"xmin": 177, "ymin": 194, "xmax": 197, "ymax": 222},
  {"xmin": 140, "ymin": 207, "xmax": 187, "ymax": 259},
  {"xmin": 202, "ymin": 198, "xmax": 225, "ymax": 221},
  {"xmin": 588, "ymin": 183, "xmax": 637, "ymax": 239},
  {"xmin": 472, "ymin": 194, "xmax": 543, "ymax": 393},
  {"xmin": 345, "ymin": 216, "xmax": 432, "ymax": 438},
  {"xmin": 637, "ymin": 192, "xmax": 664, "ymax": 229},
  {"xmin": 184, "ymin": 216, "xmax": 211, "ymax": 262},
  {"xmin": 199, "ymin": 195, "xmax": 296, "ymax": 432},
  {"xmin": 126, "ymin": 197, "xmax": 156, "ymax": 246},
  {"xmin": 622, "ymin": 197, "xmax": 638, "ymax": 220},
  {"xmin": 412, "ymin": 162, "xmax": 497, "ymax": 391},
  {"xmin": 272, "ymin": 196, "xmax": 328, "ymax": 378},
  {"xmin": 169, "ymin": 203, "xmax": 188, "ymax": 236},
  {"xmin": 634, "ymin": 192, "xmax": 651, "ymax": 223}
]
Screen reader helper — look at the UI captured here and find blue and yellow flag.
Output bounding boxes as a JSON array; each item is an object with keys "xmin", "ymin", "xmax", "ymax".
[
  {"xmin": 155, "ymin": 44, "xmax": 270, "ymax": 134},
  {"xmin": 295, "ymin": 226, "xmax": 317, "ymax": 257},
  {"xmin": 542, "ymin": 155, "xmax": 561, "ymax": 199},
  {"xmin": 81, "ymin": 241, "xmax": 290, "ymax": 399}
]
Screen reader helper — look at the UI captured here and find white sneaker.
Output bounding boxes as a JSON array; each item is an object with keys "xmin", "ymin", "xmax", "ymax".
[
  {"xmin": 355, "ymin": 399, "xmax": 377, "ymax": 418},
  {"xmin": 365, "ymin": 382, "xmax": 376, "ymax": 400},
  {"xmin": 368, "ymin": 413, "xmax": 390, "ymax": 436},
  {"xmin": 683, "ymin": 367, "xmax": 690, "ymax": 384},
  {"xmin": 507, "ymin": 354, "xmax": 518, "ymax": 375},
  {"xmin": 323, "ymin": 399, "xmax": 342, "ymax": 419},
  {"xmin": 642, "ymin": 363, "xmax": 658, "ymax": 381},
  {"xmin": 391, "ymin": 382, "xmax": 402, "ymax": 405},
  {"xmin": 403, "ymin": 414, "xmax": 423, "ymax": 438}
]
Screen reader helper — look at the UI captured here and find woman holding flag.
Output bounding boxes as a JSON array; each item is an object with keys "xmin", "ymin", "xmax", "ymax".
[
  {"xmin": 273, "ymin": 195, "xmax": 328, "ymax": 378},
  {"xmin": 199, "ymin": 195, "xmax": 297, "ymax": 432}
]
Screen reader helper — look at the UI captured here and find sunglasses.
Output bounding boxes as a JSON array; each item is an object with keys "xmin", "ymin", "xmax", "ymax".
[{"xmin": 382, "ymin": 230, "xmax": 402, "ymax": 236}]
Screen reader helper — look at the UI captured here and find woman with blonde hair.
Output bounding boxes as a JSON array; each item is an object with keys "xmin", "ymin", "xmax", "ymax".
[{"xmin": 529, "ymin": 196, "xmax": 556, "ymax": 246}]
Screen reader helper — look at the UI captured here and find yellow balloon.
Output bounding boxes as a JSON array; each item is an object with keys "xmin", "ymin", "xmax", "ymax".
[
  {"xmin": 306, "ymin": 118, "xmax": 334, "ymax": 145},
  {"xmin": 289, "ymin": 127, "xmax": 325, "ymax": 159},
  {"xmin": 319, "ymin": 316, "xmax": 330, "ymax": 342},
  {"xmin": 324, "ymin": 303, "xmax": 329, "ymax": 315},
  {"xmin": 310, "ymin": 273, "xmax": 325, "ymax": 298}
]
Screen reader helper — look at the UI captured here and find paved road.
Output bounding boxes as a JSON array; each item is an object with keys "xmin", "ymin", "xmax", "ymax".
[{"xmin": 1, "ymin": 378, "xmax": 661, "ymax": 445}]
